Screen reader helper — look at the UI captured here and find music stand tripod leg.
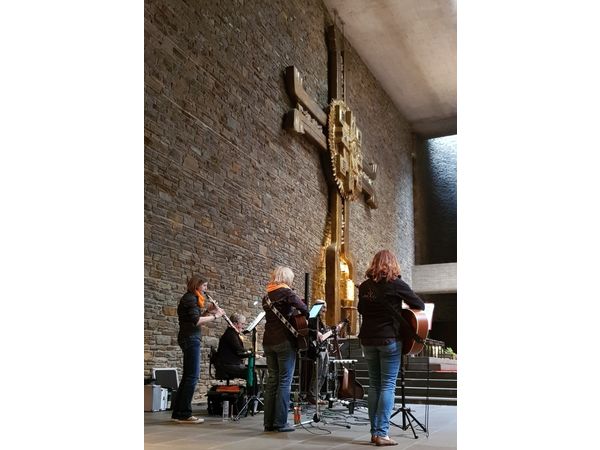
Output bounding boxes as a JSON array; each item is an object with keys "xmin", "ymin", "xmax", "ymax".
[
  {"xmin": 296, "ymin": 352, "xmax": 349, "ymax": 430},
  {"xmin": 233, "ymin": 369, "xmax": 265, "ymax": 421},
  {"xmin": 233, "ymin": 327, "xmax": 264, "ymax": 421},
  {"xmin": 389, "ymin": 355, "xmax": 427, "ymax": 439},
  {"xmin": 233, "ymin": 393, "xmax": 264, "ymax": 420},
  {"xmin": 312, "ymin": 350, "xmax": 322, "ymax": 422},
  {"xmin": 294, "ymin": 349, "xmax": 314, "ymax": 427}
]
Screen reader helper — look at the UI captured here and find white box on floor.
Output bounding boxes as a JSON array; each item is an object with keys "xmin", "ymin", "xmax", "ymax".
[
  {"xmin": 160, "ymin": 388, "xmax": 168, "ymax": 410},
  {"xmin": 144, "ymin": 384, "xmax": 162, "ymax": 412}
]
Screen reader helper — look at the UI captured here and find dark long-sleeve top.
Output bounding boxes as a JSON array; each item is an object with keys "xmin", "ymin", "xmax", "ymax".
[
  {"xmin": 317, "ymin": 316, "xmax": 327, "ymax": 333},
  {"xmin": 177, "ymin": 291, "xmax": 206, "ymax": 340},
  {"xmin": 357, "ymin": 276, "xmax": 425, "ymax": 344},
  {"xmin": 262, "ymin": 286, "xmax": 308, "ymax": 347},
  {"xmin": 217, "ymin": 327, "xmax": 250, "ymax": 366}
]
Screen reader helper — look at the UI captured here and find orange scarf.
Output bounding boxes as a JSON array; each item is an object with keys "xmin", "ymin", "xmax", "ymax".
[
  {"xmin": 194, "ymin": 289, "xmax": 206, "ymax": 308},
  {"xmin": 266, "ymin": 282, "xmax": 290, "ymax": 293}
]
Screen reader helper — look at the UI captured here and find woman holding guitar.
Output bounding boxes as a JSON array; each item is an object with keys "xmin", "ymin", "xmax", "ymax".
[
  {"xmin": 261, "ymin": 266, "xmax": 308, "ymax": 433},
  {"xmin": 306, "ymin": 299, "xmax": 330, "ymax": 405},
  {"xmin": 171, "ymin": 275, "xmax": 225, "ymax": 424},
  {"xmin": 357, "ymin": 250, "xmax": 425, "ymax": 446}
]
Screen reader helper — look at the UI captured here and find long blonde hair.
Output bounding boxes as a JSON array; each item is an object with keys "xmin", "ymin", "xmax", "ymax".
[{"xmin": 365, "ymin": 250, "xmax": 401, "ymax": 282}]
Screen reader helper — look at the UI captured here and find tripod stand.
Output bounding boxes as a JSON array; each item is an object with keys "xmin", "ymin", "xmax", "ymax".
[
  {"xmin": 294, "ymin": 307, "xmax": 351, "ymax": 431},
  {"xmin": 389, "ymin": 354, "xmax": 427, "ymax": 439},
  {"xmin": 295, "ymin": 344, "xmax": 350, "ymax": 430},
  {"xmin": 233, "ymin": 314, "xmax": 265, "ymax": 420}
]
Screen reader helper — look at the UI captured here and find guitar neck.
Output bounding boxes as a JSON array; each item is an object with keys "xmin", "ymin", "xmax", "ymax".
[
  {"xmin": 323, "ymin": 319, "xmax": 348, "ymax": 342},
  {"xmin": 321, "ymin": 330, "xmax": 334, "ymax": 341}
]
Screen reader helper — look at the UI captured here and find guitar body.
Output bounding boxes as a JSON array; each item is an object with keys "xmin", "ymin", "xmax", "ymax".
[
  {"xmin": 332, "ymin": 323, "xmax": 365, "ymax": 400},
  {"xmin": 401, "ymin": 309, "xmax": 429, "ymax": 355},
  {"xmin": 292, "ymin": 313, "xmax": 309, "ymax": 350},
  {"xmin": 337, "ymin": 367, "xmax": 365, "ymax": 400}
]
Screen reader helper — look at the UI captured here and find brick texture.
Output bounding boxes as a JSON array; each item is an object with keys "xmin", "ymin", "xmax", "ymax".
[{"xmin": 145, "ymin": 0, "xmax": 417, "ymax": 400}]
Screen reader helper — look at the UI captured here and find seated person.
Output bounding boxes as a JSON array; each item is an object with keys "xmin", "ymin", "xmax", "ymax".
[{"xmin": 217, "ymin": 313, "xmax": 251, "ymax": 379}]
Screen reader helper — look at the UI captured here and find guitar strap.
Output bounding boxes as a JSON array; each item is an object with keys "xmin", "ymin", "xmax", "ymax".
[{"xmin": 263, "ymin": 295, "xmax": 299, "ymax": 338}]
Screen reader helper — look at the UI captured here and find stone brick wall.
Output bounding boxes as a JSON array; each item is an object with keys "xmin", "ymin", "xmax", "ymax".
[
  {"xmin": 414, "ymin": 135, "xmax": 457, "ymax": 265},
  {"xmin": 145, "ymin": 0, "xmax": 417, "ymax": 400},
  {"xmin": 413, "ymin": 135, "xmax": 457, "ymax": 350}
]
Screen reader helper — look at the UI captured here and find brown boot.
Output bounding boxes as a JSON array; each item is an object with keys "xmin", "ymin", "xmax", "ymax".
[{"xmin": 375, "ymin": 436, "xmax": 398, "ymax": 446}]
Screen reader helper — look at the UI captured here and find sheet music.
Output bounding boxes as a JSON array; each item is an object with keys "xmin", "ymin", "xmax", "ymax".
[
  {"xmin": 308, "ymin": 303, "xmax": 323, "ymax": 319},
  {"xmin": 245, "ymin": 311, "xmax": 266, "ymax": 333},
  {"xmin": 424, "ymin": 303, "xmax": 435, "ymax": 330}
]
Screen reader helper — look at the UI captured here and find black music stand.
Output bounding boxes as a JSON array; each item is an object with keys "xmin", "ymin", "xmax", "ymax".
[
  {"xmin": 233, "ymin": 311, "xmax": 265, "ymax": 420},
  {"xmin": 390, "ymin": 304, "xmax": 435, "ymax": 438},
  {"xmin": 389, "ymin": 353, "xmax": 428, "ymax": 438}
]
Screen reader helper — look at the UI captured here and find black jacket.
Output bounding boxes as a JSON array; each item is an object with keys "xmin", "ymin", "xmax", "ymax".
[
  {"xmin": 357, "ymin": 276, "xmax": 425, "ymax": 343},
  {"xmin": 177, "ymin": 291, "xmax": 203, "ymax": 340},
  {"xmin": 262, "ymin": 286, "xmax": 308, "ymax": 347},
  {"xmin": 217, "ymin": 327, "xmax": 250, "ymax": 366}
]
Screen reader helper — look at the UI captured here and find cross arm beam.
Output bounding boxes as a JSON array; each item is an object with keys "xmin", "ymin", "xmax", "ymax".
[
  {"xmin": 361, "ymin": 162, "xmax": 377, "ymax": 208},
  {"xmin": 361, "ymin": 175, "xmax": 377, "ymax": 209},
  {"xmin": 285, "ymin": 66, "xmax": 328, "ymax": 127},
  {"xmin": 283, "ymin": 108, "xmax": 327, "ymax": 151}
]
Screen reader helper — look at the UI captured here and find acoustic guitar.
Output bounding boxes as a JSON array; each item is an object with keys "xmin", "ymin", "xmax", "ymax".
[
  {"xmin": 319, "ymin": 318, "xmax": 349, "ymax": 344},
  {"xmin": 291, "ymin": 313, "xmax": 309, "ymax": 350},
  {"xmin": 400, "ymin": 308, "xmax": 429, "ymax": 355},
  {"xmin": 300, "ymin": 318, "xmax": 349, "ymax": 392},
  {"xmin": 333, "ymin": 323, "xmax": 365, "ymax": 400},
  {"xmin": 262, "ymin": 295, "xmax": 309, "ymax": 350}
]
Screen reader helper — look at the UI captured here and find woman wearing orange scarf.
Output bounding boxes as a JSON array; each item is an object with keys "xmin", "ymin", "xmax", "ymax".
[
  {"xmin": 262, "ymin": 266, "xmax": 308, "ymax": 432},
  {"xmin": 171, "ymin": 274, "xmax": 224, "ymax": 424}
]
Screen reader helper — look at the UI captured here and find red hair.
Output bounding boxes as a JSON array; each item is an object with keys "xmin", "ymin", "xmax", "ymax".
[
  {"xmin": 187, "ymin": 274, "xmax": 206, "ymax": 293},
  {"xmin": 365, "ymin": 250, "xmax": 401, "ymax": 282}
]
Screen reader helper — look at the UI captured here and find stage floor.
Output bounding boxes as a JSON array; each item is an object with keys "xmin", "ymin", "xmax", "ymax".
[{"xmin": 144, "ymin": 402, "xmax": 457, "ymax": 449}]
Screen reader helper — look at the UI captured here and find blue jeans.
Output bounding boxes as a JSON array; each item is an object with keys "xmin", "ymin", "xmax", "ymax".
[
  {"xmin": 171, "ymin": 335, "xmax": 201, "ymax": 419},
  {"xmin": 362, "ymin": 340, "xmax": 402, "ymax": 437},
  {"xmin": 263, "ymin": 340, "xmax": 296, "ymax": 428}
]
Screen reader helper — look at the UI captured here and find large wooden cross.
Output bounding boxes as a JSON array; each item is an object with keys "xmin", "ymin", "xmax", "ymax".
[{"xmin": 283, "ymin": 25, "xmax": 377, "ymax": 334}]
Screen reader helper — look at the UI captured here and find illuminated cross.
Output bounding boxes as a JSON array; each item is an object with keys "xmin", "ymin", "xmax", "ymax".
[{"xmin": 283, "ymin": 25, "xmax": 377, "ymax": 333}]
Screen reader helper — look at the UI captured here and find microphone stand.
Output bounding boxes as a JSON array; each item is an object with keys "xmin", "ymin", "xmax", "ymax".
[{"xmin": 295, "ymin": 316, "xmax": 349, "ymax": 431}]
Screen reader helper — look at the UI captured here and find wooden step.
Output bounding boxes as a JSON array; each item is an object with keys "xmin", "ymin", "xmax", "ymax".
[
  {"xmin": 398, "ymin": 395, "xmax": 457, "ymax": 406},
  {"xmin": 293, "ymin": 338, "xmax": 458, "ymax": 406},
  {"xmin": 353, "ymin": 374, "xmax": 456, "ymax": 389}
]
